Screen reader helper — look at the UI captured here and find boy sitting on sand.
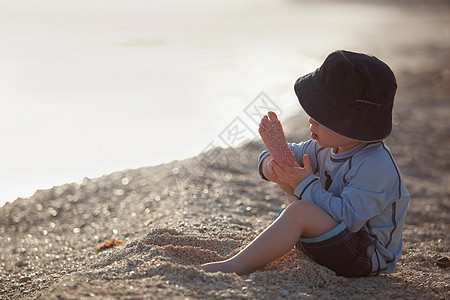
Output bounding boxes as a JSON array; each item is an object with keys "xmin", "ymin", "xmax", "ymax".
[{"xmin": 198, "ymin": 50, "xmax": 410, "ymax": 277}]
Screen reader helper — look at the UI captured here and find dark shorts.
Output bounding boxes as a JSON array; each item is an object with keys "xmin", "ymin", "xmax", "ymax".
[{"xmin": 295, "ymin": 222, "xmax": 376, "ymax": 278}]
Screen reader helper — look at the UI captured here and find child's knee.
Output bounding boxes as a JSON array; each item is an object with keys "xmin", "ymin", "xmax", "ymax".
[
  {"xmin": 278, "ymin": 200, "xmax": 337, "ymax": 238},
  {"xmin": 287, "ymin": 199, "xmax": 316, "ymax": 212},
  {"xmin": 283, "ymin": 200, "xmax": 314, "ymax": 219},
  {"xmin": 285, "ymin": 200, "xmax": 334, "ymax": 222}
]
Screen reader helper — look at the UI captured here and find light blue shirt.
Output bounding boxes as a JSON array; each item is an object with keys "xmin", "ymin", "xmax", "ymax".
[{"xmin": 258, "ymin": 140, "xmax": 410, "ymax": 274}]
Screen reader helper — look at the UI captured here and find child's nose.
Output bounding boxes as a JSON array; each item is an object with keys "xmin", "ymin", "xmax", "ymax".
[{"xmin": 308, "ymin": 117, "xmax": 317, "ymax": 125}]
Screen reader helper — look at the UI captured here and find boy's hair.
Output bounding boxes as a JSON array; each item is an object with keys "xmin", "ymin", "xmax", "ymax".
[{"xmin": 294, "ymin": 50, "xmax": 397, "ymax": 142}]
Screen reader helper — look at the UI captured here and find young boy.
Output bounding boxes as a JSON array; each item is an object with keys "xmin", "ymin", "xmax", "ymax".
[{"xmin": 198, "ymin": 50, "xmax": 410, "ymax": 277}]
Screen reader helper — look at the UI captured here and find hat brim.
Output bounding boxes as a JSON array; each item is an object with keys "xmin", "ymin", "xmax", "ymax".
[{"xmin": 294, "ymin": 70, "xmax": 391, "ymax": 142}]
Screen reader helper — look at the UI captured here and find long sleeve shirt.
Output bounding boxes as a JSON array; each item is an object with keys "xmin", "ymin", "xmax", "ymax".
[{"xmin": 258, "ymin": 140, "xmax": 410, "ymax": 274}]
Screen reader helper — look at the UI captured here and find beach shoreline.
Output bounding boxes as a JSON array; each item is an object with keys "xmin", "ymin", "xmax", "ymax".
[{"xmin": 1, "ymin": 1, "xmax": 449, "ymax": 299}]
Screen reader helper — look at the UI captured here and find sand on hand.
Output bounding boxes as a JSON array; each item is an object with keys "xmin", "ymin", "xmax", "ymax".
[{"xmin": 259, "ymin": 111, "xmax": 296, "ymax": 167}]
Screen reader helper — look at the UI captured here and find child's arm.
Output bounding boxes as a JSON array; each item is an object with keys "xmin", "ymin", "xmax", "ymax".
[{"xmin": 271, "ymin": 152, "xmax": 400, "ymax": 232}]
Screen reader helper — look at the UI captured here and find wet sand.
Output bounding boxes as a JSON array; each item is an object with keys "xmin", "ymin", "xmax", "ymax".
[{"xmin": 1, "ymin": 1, "xmax": 449, "ymax": 299}]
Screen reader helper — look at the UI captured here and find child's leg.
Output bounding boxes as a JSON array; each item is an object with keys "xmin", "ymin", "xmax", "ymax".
[
  {"xmin": 259, "ymin": 111, "xmax": 296, "ymax": 167},
  {"xmin": 259, "ymin": 111, "xmax": 297, "ymax": 202},
  {"xmin": 198, "ymin": 200, "xmax": 338, "ymax": 275}
]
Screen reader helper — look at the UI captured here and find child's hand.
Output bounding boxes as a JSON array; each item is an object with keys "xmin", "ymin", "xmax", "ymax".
[
  {"xmin": 271, "ymin": 154, "xmax": 313, "ymax": 189},
  {"xmin": 261, "ymin": 155, "xmax": 279, "ymax": 182},
  {"xmin": 262, "ymin": 155, "xmax": 295, "ymax": 197}
]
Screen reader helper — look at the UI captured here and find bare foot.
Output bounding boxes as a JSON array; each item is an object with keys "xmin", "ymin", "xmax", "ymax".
[
  {"xmin": 259, "ymin": 111, "xmax": 295, "ymax": 167},
  {"xmin": 195, "ymin": 261, "xmax": 233, "ymax": 274}
]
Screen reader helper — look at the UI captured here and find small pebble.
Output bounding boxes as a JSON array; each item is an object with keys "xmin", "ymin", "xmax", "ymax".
[
  {"xmin": 436, "ymin": 257, "xmax": 450, "ymax": 268},
  {"xmin": 18, "ymin": 276, "xmax": 31, "ymax": 283},
  {"xmin": 15, "ymin": 261, "xmax": 27, "ymax": 268},
  {"xmin": 125, "ymin": 257, "xmax": 135, "ymax": 265}
]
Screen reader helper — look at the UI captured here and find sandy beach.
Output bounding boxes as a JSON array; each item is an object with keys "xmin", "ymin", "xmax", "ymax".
[{"xmin": 1, "ymin": 1, "xmax": 449, "ymax": 299}]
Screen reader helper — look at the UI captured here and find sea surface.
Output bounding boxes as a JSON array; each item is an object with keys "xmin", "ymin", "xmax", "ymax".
[{"xmin": 0, "ymin": 0, "xmax": 428, "ymax": 206}]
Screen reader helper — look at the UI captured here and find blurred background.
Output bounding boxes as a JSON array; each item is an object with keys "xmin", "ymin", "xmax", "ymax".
[{"xmin": 0, "ymin": 0, "xmax": 448, "ymax": 206}]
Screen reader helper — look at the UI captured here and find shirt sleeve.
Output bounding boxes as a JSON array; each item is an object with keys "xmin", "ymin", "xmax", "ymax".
[
  {"xmin": 288, "ymin": 140, "xmax": 319, "ymax": 172},
  {"xmin": 257, "ymin": 150, "xmax": 270, "ymax": 181},
  {"xmin": 294, "ymin": 156, "xmax": 399, "ymax": 232}
]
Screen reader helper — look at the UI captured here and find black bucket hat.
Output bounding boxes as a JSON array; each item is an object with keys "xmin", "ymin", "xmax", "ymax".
[{"xmin": 294, "ymin": 50, "xmax": 397, "ymax": 142}]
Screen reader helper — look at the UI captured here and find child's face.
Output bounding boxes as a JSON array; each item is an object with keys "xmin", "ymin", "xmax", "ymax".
[{"xmin": 308, "ymin": 118, "xmax": 361, "ymax": 154}]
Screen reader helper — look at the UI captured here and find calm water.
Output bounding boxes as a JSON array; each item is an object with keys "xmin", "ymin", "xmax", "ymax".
[{"xmin": 0, "ymin": 0, "xmax": 416, "ymax": 206}]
